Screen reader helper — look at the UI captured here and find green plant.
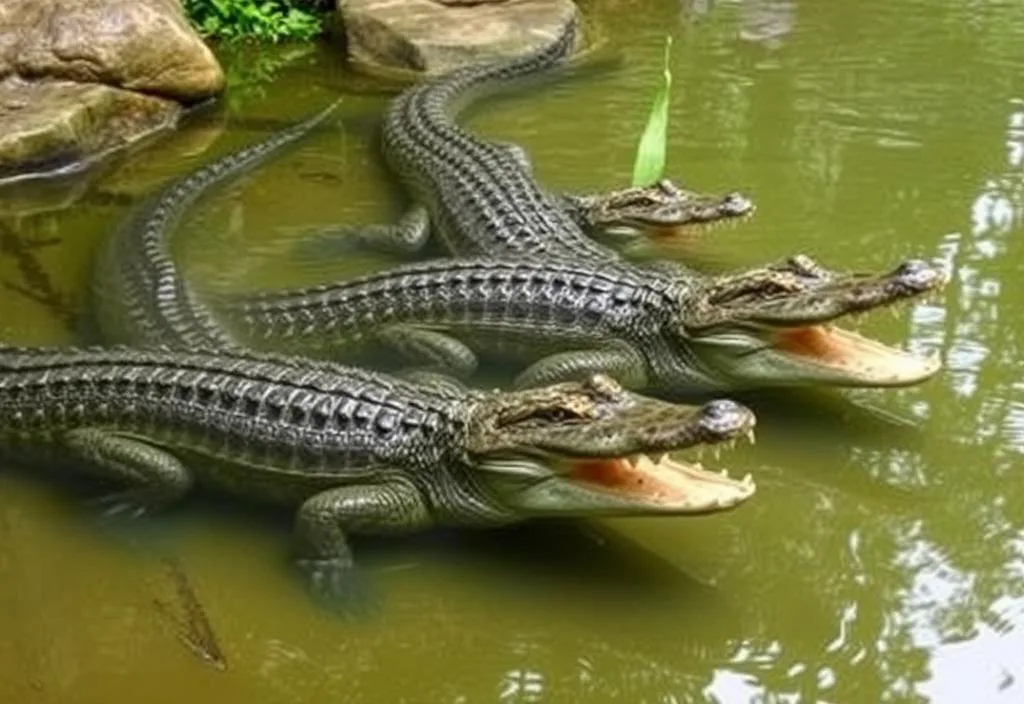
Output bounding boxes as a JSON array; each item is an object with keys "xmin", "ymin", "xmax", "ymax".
[
  {"xmin": 183, "ymin": 0, "xmax": 324, "ymax": 43},
  {"xmin": 631, "ymin": 35, "xmax": 673, "ymax": 187}
]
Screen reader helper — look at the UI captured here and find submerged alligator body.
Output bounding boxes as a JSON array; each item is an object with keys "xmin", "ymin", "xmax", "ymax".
[
  {"xmin": 225, "ymin": 255, "xmax": 948, "ymax": 395},
  {"xmin": 0, "ymin": 345, "xmax": 756, "ymax": 605}
]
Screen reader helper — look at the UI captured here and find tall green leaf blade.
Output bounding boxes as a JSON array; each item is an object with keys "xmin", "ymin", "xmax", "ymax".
[{"xmin": 631, "ymin": 35, "xmax": 674, "ymax": 187}]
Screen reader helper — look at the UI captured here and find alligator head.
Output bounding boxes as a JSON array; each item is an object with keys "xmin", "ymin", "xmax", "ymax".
[
  {"xmin": 581, "ymin": 179, "xmax": 755, "ymax": 239},
  {"xmin": 674, "ymin": 255, "xmax": 947, "ymax": 388},
  {"xmin": 465, "ymin": 374, "xmax": 756, "ymax": 516}
]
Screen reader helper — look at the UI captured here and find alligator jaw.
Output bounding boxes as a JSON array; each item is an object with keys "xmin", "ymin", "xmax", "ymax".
[
  {"xmin": 566, "ymin": 452, "xmax": 756, "ymax": 514},
  {"xmin": 773, "ymin": 324, "xmax": 942, "ymax": 386},
  {"xmin": 604, "ymin": 197, "xmax": 756, "ymax": 241}
]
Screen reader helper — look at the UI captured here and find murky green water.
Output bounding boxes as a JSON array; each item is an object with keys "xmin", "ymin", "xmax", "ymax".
[{"xmin": 2, "ymin": 0, "xmax": 1023, "ymax": 700}]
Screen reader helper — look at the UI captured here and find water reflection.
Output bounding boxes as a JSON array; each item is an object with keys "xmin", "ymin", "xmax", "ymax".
[{"xmin": 2, "ymin": 0, "xmax": 1024, "ymax": 701}]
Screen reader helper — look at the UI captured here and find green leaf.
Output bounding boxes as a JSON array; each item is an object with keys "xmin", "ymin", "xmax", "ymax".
[{"xmin": 631, "ymin": 35, "xmax": 674, "ymax": 187}]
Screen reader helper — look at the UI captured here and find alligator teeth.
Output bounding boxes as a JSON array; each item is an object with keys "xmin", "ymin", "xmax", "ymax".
[
  {"xmin": 742, "ymin": 473, "xmax": 754, "ymax": 487},
  {"xmin": 746, "ymin": 429, "xmax": 757, "ymax": 445},
  {"xmin": 634, "ymin": 454, "xmax": 656, "ymax": 471},
  {"xmin": 719, "ymin": 469, "xmax": 730, "ymax": 478},
  {"xmin": 628, "ymin": 454, "xmax": 642, "ymax": 467},
  {"xmin": 655, "ymin": 453, "xmax": 669, "ymax": 466},
  {"xmin": 713, "ymin": 446, "xmax": 721, "ymax": 460}
]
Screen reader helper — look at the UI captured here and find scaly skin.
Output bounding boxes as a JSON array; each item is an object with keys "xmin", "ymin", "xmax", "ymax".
[
  {"xmin": 295, "ymin": 177, "xmax": 756, "ymax": 261},
  {"xmin": 376, "ymin": 13, "xmax": 753, "ymax": 261},
  {"xmin": 555, "ymin": 179, "xmax": 755, "ymax": 244},
  {"xmin": 223, "ymin": 254, "xmax": 948, "ymax": 394},
  {"xmin": 91, "ymin": 100, "xmax": 342, "ymax": 349},
  {"xmin": 62, "ymin": 105, "xmax": 759, "ymax": 607},
  {"xmin": 0, "ymin": 345, "xmax": 756, "ymax": 606}
]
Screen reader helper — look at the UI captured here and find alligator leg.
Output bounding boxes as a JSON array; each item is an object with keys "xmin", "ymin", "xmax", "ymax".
[
  {"xmin": 374, "ymin": 325, "xmax": 479, "ymax": 379},
  {"xmin": 290, "ymin": 205, "xmax": 431, "ymax": 260},
  {"xmin": 294, "ymin": 480, "xmax": 431, "ymax": 612},
  {"xmin": 62, "ymin": 429, "xmax": 194, "ymax": 517},
  {"xmin": 514, "ymin": 343, "xmax": 649, "ymax": 390}
]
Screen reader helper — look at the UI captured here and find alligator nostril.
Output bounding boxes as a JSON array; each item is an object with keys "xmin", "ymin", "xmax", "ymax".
[
  {"xmin": 894, "ymin": 259, "xmax": 939, "ymax": 288},
  {"xmin": 723, "ymin": 192, "xmax": 754, "ymax": 214},
  {"xmin": 701, "ymin": 399, "xmax": 745, "ymax": 423}
]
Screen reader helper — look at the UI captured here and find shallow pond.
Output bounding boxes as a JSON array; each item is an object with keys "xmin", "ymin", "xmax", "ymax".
[{"xmin": 2, "ymin": 0, "xmax": 1023, "ymax": 701}]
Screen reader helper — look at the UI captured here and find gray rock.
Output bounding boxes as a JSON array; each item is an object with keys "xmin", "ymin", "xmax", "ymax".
[
  {"xmin": 0, "ymin": 0, "xmax": 224, "ymax": 102},
  {"xmin": 338, "ymin": 0, "xmax": 579, "ymax": 74},
  {"xmin": 0, "ymin": 78, "xmax": 179, "ymax": 184},
  {"xmin": 0, "ymin": 0, "xmax": 223, "ymax": 182}
]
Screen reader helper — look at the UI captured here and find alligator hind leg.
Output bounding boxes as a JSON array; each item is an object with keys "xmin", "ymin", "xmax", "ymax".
[
  {"xmin": 290, "ymin": 205, "xmax": 431, "ymax": 261},
  {"xmin": 294, "ymin": 479, "xmax": 431, "ymax": 614},
  {"xmin": 514, "ymin": 344, "xmax": 649, "ymax": 390},
  {"xmin": 62, "ymin": 429, "xmax": 194, "ymax": 517},
  {"xmin": 374, "ymin": 325, "xmax": 478, "ymax": 379}
]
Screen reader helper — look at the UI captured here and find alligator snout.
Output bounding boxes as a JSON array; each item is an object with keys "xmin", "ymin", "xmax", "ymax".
[
  {"xmin": 721, "ymin": 192, "xmax": 755, "ymax": 216},
  {"xmin": 893, "ymin": 259, "xmax": 948, "ymax": 291},
  {"xmin": 697, "ymin": 399, "xmax": 756, "ymax": 438}
]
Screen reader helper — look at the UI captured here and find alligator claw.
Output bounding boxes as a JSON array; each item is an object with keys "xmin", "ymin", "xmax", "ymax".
[
  {"xmin": 297, "ymin": 558, "xmax": 380, "ymax": 618},
  {"xmin": 88, "ymin": 490, "xmax": 152, "ymax": 520}
]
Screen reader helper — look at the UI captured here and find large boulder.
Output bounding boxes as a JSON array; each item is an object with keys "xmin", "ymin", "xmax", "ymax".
[
  {"xmin": 0, "ymin": 0, "xmax": 224, "ymax": 183},
  {"xmin": 0, "ymin": 78, "xmax": 178, "ymax": 182},
  {"xmin": 0, "ymin": 0, "xmax": 223, "ymax": 102},
  {"xmin": 338, "ymin": 0, "xmax": 580, "ymax": 74}
]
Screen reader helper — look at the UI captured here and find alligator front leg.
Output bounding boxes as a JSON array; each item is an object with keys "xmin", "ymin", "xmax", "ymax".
[
  {"xmin": 294, "ymin": 479, "xmax": 431, "ymax": 612},
  {"xmin": 514, "ymin": 343, "xmax": 648, "ymax": 390},
  {"xmin": 62, "ymin": 429, "xmax": 194, "ymax": 517},
  {"xmin": 292, "ymin": 205, "xmax": 431, "ymax": 260},
  {"xmin": 374, "ymin": 324, "xmax": 479, "ymax": 379}
]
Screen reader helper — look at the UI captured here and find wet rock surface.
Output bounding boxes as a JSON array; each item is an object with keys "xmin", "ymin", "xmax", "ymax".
[
  {"xmin": 0, "ymin": 79, "xmax": 179, "ymax": 183},
  {"xmin": 338, "ymin": 0, "xmax": 579, "ymax": 74},
  {"xmin": 0, "ymin": 0, "xmax": 223, "ymax": 183}
]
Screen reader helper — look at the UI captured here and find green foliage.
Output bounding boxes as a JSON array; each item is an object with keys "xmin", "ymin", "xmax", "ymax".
[
  {"xmin": 183, "ymin": 0, "xmax": 324, "ymax": 43},
  {"xmin": 219, "ymin": 43, "xmax": 316, "ymax": 111},
  {"xmin": 631, "ymin": 35, "xmax": 673, "ymax": 187}
]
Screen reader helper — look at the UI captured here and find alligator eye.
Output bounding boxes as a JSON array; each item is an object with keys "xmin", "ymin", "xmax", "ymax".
[
  {"xmin": 496, "ymin": 405, "xmax": 585, "ymax": 428},
  {"xmin": 536, "ymin": 407, "xmax": 578, "ymax": 422}
]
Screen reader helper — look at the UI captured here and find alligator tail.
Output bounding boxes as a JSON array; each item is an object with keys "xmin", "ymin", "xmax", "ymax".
[{"xmin": 92, "ymin": 99, "xmax": 342, "ymax": 350}]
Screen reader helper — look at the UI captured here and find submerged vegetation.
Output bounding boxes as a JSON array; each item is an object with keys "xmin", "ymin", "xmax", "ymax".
[
  {"xmin": 182, "ymin": 0, "xmax": 325, "ymax": 43},
  {"xmin": 631, "ymin": 36, "xmax": 674, "ymax": 187}
]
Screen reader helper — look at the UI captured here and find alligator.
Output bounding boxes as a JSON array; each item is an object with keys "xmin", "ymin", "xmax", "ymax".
[
  {"xmin": 67, "ymin": 104, "xmax": 760, "ymax": 605},
  {"xmin": 555, "ymin": 179, "xmax": 755, "ymax": 244},
  {"xmin": 222, "ymin": 254, "xmax": 947, "ymax": 394},
  {"xmin": 297, "ymin": 177, "xmax": 755, "ymax": 260},
  {"xmin": 0, "ymin": 345, "xmax": 756, "ymax": 606},
  {"xmin": 365, "ymin": 12, "xmax": 753, "ymax": 262}
]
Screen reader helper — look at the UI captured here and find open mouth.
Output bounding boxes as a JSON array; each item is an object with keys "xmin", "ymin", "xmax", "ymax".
[
  {"xmin": 564, "ymin": 441, "xmax": 756, "ymax": 514},
  {"xmin": 772, "ymin": 324, "xmax": 941, "ymax": 386}
]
